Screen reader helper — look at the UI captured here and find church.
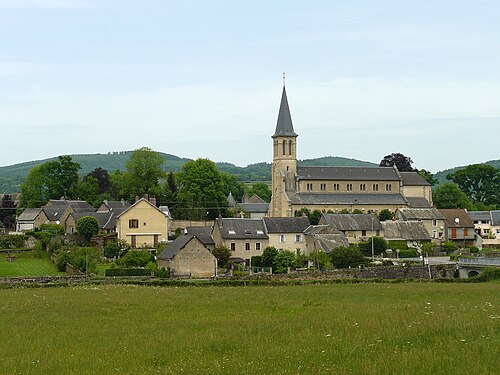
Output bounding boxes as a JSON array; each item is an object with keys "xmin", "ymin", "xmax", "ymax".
[{"xmin": 269, "ymin": 85, "xmax": 433, "ymax": 218}]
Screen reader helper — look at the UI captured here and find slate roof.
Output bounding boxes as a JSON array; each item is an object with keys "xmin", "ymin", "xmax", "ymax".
[
  {"xmin": 382, "ymin": 221, "xmax": 431, "ymax": 241},
  {"xmin": 227, "ymin": 192, "xmax": 237, "ymax": 207},
  {"xmin": 263, "ymin": 217, "xmax": 310, "ymax": 233},
  {"xmin": 304, "ymin": 225, "xmax": 348, "ymax": 252},
  {"xmin": 47, "ymin": 199, "xmax": 94, "ymax": 212},
  {"xmin": 185, "ymin": 226, "xmax": 215, "ymax": 246},
  {"xmin": 491, "ymin": 210, "xmax": 500, "ymax": 226},
  {"xmin": 397, "ymin": 208, "xmax": 445, "ymax": 221},
  {"xmin": 296, "ymin": 166, "xmax": 400, "ymax": 181},
  {"xmin": 438, "ymin": 209, "xmax": 475, "ymax": 228},
  {"xmin": 468, "ymin": 211, "xmax": 491, "ymax": 222},
  {"xmin": 72, "ymin": 212, "xmax": 117, "ymax": 230},
  {"xmin": 400, "ymin": 172, "xmax": 431, "ymax": 186},
  {"xmin": 17, "ymin": 208, "xmax": 43, "ymax": 221},
  {"xmin": 115, "ymin": 198, "xmax": 167, "ymax": 219},
  {"xmin": 157, "ymin": 235, "xmax": 203, "ymax": 260},
  {"xmin": 272, "ymin": 86, "xmax": 297, "ymax": 138},
  {"xmin": 237, "ymin": 202, "xmax": 269, "ymax": 213},
  {"xmin": 320, "ymin": 213, "xmax": 383, "ymax": 231},
  {"xmin": 216, "ymin": 218, "xmax": 268, "ymax": 239},
  {"xmin": 98, "ymin": 200, "xmax": 131, "ymax": 214},
  {"xmin": 288, "ymin": 192, "xmax": 407, "ymax": 206},
  {"xmin": 405, "ymin": 197, "xmax": 433, "ymax": 208},
  {"xmin": 43, "ymin": 207, "xmax": 67, "ymax": 222}
]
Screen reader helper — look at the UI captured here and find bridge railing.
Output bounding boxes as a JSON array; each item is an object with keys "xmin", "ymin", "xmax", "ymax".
[{"xmin": 458, "ymin": 257, "xmax": 500, "ymax": 266}]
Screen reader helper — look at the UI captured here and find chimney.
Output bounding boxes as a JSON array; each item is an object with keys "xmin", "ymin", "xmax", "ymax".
[
  {"xmin": 135, "ymin": 195, "xmax": 139, "ymax": 202},
  {"xmin": 150, "ymin": 195, "xmax": 157, "ymax": 207},
  {"xmin": 144, "ymin": 193, "xmax": 149, "ymax": 201}
]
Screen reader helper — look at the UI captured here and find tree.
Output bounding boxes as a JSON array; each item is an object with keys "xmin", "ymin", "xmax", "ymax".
[
  {"xmin": 119, "ymin": 250, "xmax": 153, "ymax": 267},
  {"xmin": 221, "ymin": 173, "xmax": 245, "ymax": 202},
  {"xmin": 156, "ymin": 171, "xmax": 178, "ymax": 212},
  {"xmin": 433, "ymin": 183, "xmax": 474, "ymax": 210},
  {"xmin": 123, "ymin": 147, "xmax": 165, "ymax": 198},
  {"xmin": 358, "ymin": 237, "xmax": 387, "ymax": 256},
  {"xmin": 76, "ymin": 216, "xmax": 100, "ymax": 242},
  {"xmin": 417, "ymin": 169, "xmax": 438, "ymax": 186},
  {"xmin": 446, "ymin": 164, "xmax": 500, "ymax": 205},
  {"xmin": 309, "ymin": 250, "xmax": 331, "ymax": 270},
  {"xmin": 76, "ymin": 177, "xmax": 100, "ymax": 207},
  {"xmin": 0, "ymin": 194, "xmax": 16, "ymax": 229},
  {"xmin": 379, "ymin": 153, "xmax": 414, "ymax": 172},
  {"xmin": 330, "ymin": 246, "xmax": 367, "ymax": 268},
  {"xmin": 273, "ymin": 250, "xmax": 296, "ymax": 273},
  {"xmin": 212, "ymin": 245, "xmax": 231, "ymax": 268},
  {"xmin": 261, "ymin": 246, "xmax": 278, "ymax": 267},
  {"xmin": 246, "ymin": 182, "xmax": 272, "ymax": 203},
  {"xmin": 176, "ymin": 158, "xmax": 228, "ymax": 220},
  {"xmin": 85, "ymin": 167, "xmax": 111, "ymax": 194},
  {"xmin": 378, "ymin": 209, "xmax": 394, "ymax": 221}
]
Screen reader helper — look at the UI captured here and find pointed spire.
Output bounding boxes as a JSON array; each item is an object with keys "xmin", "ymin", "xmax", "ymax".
[{"xmin": 272, "ymin": 82, "xmax": 297, "ymax": 138}]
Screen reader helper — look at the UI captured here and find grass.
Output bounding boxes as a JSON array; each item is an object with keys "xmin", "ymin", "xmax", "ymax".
[
  {"xmin": 0, "ymin": 282, "xmax": 498, "ymax": 374},
  {"xmin": 0, "ymin": 251, "xmax": 66, "ymax": 277}
]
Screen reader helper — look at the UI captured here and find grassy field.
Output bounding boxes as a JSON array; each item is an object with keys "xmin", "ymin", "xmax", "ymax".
[
  {"xmin": 0, "ymin": 282, "xmax": 498, "ymax": 374},
  {"xmin": 0, "ymin": 251, "xmax": 66, "ymax": 277}
]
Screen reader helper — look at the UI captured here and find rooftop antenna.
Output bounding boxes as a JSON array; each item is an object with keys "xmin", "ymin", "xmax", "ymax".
[{"xmin": 282, "ymin": 72, "xmax": 286, "ymax": 87}]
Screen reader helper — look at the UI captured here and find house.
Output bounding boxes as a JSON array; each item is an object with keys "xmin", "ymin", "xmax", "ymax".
[
  {"xmin": 16, "ymin": 208, "xmax": 48, "ymax": 232},
  {"xmin": 396, "ymin": 207, "xmax": 446, "ymax": 241},
  {"xmin": 157, "ymin": 234, "xmax": 217, "ymax": 278},
  {"xmin": 263, "ymin": 216, "xmax": 310, "ymax": 253},
  {"xmin": 115, "ymin": 198, "xmax": 168, "ymax": 248},
  {"xmin": 268, "ymin": 84, "xmax": 432, "ymax": 217},
  {"xmin": 97, "ymin": 199, "xmax": 131, "ymax": 214},
  {"xmin": 381, "ymin": 221, "xmax": 432, "ymax": 249},
  {"xmin": 227, "ymin": 193, "xmax": 269, "ymax": 219},
  {"xmin": 212, "ymin": 218, "xmax": 269, "ymax": 265},
  {"xmin": 185, "ymin": 226, "xmax": 215, "ymax": 250},
  {"xmin": 318, "ymin": 213, "xmax": 383, "ymax": 243},
  {"xmin": 468, "ymin": 210, "xmax": 500, "ymax": 246},
  {"xmin": 303, "ymin": 225, "xmax": 349, "ymax": 255},
  {"xmin": 67, "ymin": 211, "xmax": 118, "ymax": 235},
  {"xmin": 438, "ymin": 208, "xmax": 477, "ymax": 248}
]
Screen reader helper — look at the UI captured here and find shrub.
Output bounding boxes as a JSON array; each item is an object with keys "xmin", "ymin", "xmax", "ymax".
[
  {"xmin": 119, "ymin": 250, "xmax": 153, "ymax": 268},
  {"xmin": 155, "ymin": 267, "xmax": 170, "ymax": 278},
  {"xmin": 330, "ymin": 246, "xmax": 366, "ymax": 268},
  {"xmin": 474, "ymin": 267, "xmax": 500, "ymax": 281},
  {"xmin": 47, "ymin": 237, "xmax": 63, "ymax": 254},
  {"xmin": 379, "ymin": 209, "xmax": 394, "ymax": 221},
  {"xmin": 387, "ymin": 240, "xmax": 408, "ymax": 251},
  {"xmin": 359, "ymin": 237, "xmax": 387, "ymax": 256},
  {"xmin": 469, "ymin": 246, "xmax": 479, "ymax": 254},
  {"xmin": 212, "ymin": 245, "xmax": 231, "ymax": 268},
  {"xmin": 309, "ymin": 250, "xmax": 331, "ymax": 270},
  {"xmin": 56, "ymin": 251, "xmax": 72, "ymax": 272},
  {"xmin": 398, "ymin": 249, "xmax": 418, "ymax": 258},
  {"xmin": 273, "ymin": 250, "xmax": 296, "ymax": 274},
  {"xmin": 251, "ymin": 256, "xmax": 263, "ymax": 268},
  {"xmin": 261, "ymin": 246, "xmax": 278, "ymax": 267},
  {"xmin": 0, "ymin": 234, "xmax": 27, "ymax": 249},
  {"xmin": 442, "ymin": 241, "xmax": 457, "ymax": 254},
  {"xmin": 105, "ymin": 268, "xmax": 152, "ymax": 277},
  {"xmin": 76, "ymin": 216, "xmax": 100, "ymax": 242},
  {"xmin": 34, "ymin": 240, "xmax": 45, "ymax": 259},
  {"xmin": 103, "ymin": 239, "xmax": 130, "ymax": 258},
  {"xmin": 295, "ymin": 252, "xmax": 308, "ymax": 268},
  {"xmin": 39, "ymin": 223, "xmax": 65, "ymax": 235}
]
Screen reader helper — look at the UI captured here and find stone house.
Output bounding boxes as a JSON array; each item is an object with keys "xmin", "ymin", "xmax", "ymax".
[
  {"xmin": 157, "ymin": 234, "xmax": 217, "ymax": 278},
  {"xmin": 185, "ymin": 226, "xmax": 215, "ymax": 250},
  {"xmin": 438, "ymin": 208, "xmax": 477, "ymax": 248},
  {"xmin": 227, "ymin": 193, "xmax": 269, "ymax": 219},
  {"xmin": 381, "ymin": 221, "xmax": 432, "ymax": 249},
  {"xmin": 115, "ymin": 198, "xmax": 168, "ymax": 248},
  {"xmin": 396, "ymin": 207, "xmax": 446, "ymax": 242},
  {"xmin": 318, "ymin": 213, "xmax": 382, "ymax": 244},
  {"xmin": 97, "ymin": 199, "xmax": 131, "ymax": 214},
  {"xmin": 16, "ymin": 208, "xmax": 49, "ymax": 232},
  {"xmin": 263, "ymin": 216, "xmax": 310, "ymax": 253},
  {"xmin": 468, "ymin": 210, "xmax": 500, "ymax": 246},
  {"xmin": 303, "ymin": 225, "xmax": 349, "ymax": 255},
  {"xmin": 212, "ymin": 218, "xmax": 269, "ymax": 265}
]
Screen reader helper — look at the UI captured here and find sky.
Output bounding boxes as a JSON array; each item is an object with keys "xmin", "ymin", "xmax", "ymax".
[{"xmin": 0, "ymin": 0, "xmax": 499, "ymax": 173}]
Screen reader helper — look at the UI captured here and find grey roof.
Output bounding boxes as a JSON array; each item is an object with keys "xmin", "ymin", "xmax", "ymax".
[
  {"xmin": 288, "ymin": 192, "xmax": 407, "ymax": 206},
  {"xmin": 468, "ymin": 211, "xmax": 492, "ymax": 223},
  {"xmin": 159, "ymin": 206, "xmax": 173, "ymax": 219},
  {"xmin": 237, "ymin": 202, "xmax": 269, "ymax": 213},
  {"xmin": 157, "ymin": 235, "xmax": 203, "ymax": 260},
  {"xmin": 397, "ymin": 208, "xmax": 445, "ymax": 221},
  {"xmin": 216, "ymin": 218, "xmax": 268, "ymax": 239},
  {"xmin": 382, "ymin": 221, "xmax": 431, "ymax": 241},
  {"xmin": 405, "ymin": 197, "xmax": 433, "ymax": 208},
  {"xmin": 72, "ymin": 212, "xmax": 117, "ymax": 229},
  {"xmin": 17, "ymin": 208, "xmax": 43, "ymax": 221},
  {"xmin": 47, "ymin": 199, "xmax": 94, "ymax": 212},
  {"xmin": 43, "ymin": 207, "xmax": 67, "ymax": 221},
  {"xmin": 321, "ymin": 213, "xmax": 383, "ymax": 231},
  {"xmin": 296, "ymin": 166, "xmax": 400, "ymax": 181},
  {"xmin": 491, "ymin": 210, "xmax": 500, "ymax": 226},
  {"xmin": 272, "ymin": 86, "xmax": 297, "ymax": 138},
  {"xmin": 304, "ymin": 225, "xmax": 340, "ymax": 235},
  {"xmin": 304, "ymin": 225, "xmax": 348, "ymax": 252},
  {"xmin": 116, "ymin": 198, "xmax": 167, "ymax": 219},
  {"xmin": 227, "ymin": 192, "xmax": 237, "ymax": 207},
  {"xmin": 400, "ymin": 172, "xmax": 431, "ymax": 186},
  {"xmin": 98, "ymin": 200, "xmax": 131, "ymax": 214},
  {"xmin": 438, "ymin": 209, "xmax": 475, "ymax": 228},
  {"xmin": 185, "ymin": 226, "xmax": 215, "ymax": 246},
  {"xmin": 263, "ymin": 217, "xmax": 310, "ymax": 233},
  {"xmin": 245, "ymin": 194, "xmax": 266, "ymax": 204}
]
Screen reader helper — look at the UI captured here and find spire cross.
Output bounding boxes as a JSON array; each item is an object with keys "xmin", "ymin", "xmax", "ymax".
[{"xmin": 282, "ymin": 72, "xmax": 285, "ymax": 87}]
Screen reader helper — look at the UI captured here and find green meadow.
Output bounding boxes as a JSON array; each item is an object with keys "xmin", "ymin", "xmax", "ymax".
[
  {"xmin": 0, "ymin": 283, "xmax": 498, "ymax": 374},
  {"xmin": 0, "ymin": 251, "xmax": 65, "ymax": 277}
]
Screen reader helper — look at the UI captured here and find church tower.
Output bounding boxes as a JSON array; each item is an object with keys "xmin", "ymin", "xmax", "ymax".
[{"xmin": 269, "ymin": 83, "xmax": 298, "ymax": 217}]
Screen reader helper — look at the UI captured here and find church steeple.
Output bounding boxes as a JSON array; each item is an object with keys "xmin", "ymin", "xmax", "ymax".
[{"xmin": 272, "ymin": 86, "xmax": 297, "ymax": 138}]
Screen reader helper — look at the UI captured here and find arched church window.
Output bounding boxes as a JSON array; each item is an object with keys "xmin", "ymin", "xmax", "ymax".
[
  {"xmin": 289, "ymin": 140, "xmax": 292, "ymax": 155},
  {"xmin": 282, "ymin": 140, "xmax": 286, "ymax": 155}
]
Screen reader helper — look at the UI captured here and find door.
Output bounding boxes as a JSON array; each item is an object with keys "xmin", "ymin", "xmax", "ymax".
[
  {"xmin": 131, "ymin": 235, "xmax": 136, "ymax": 248},
  {"xmin": 451, "ymin": 228, "xmax": 457, "ymax": 239}
]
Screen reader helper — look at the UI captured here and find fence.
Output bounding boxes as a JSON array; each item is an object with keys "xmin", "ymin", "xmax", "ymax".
[{"xmin": 458, "ymin": 257, "xmax": 500, "ymax": 266}]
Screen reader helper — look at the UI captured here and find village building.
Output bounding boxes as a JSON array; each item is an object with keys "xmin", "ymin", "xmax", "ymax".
[
  {"xmin": 438, "ymin": 208, "xmax": 477, "ymax": 248},
  {"xmin": 227, "ymin": 193, "xmax": 269, "ymax": 219},
  {"xmin": 157, "ymin": 234, "xmax": 216, "ymax": 278},
  {"xmin": 263, "ymin": 216, "xmax": 310, "ymax": 253},
  {"xmin": 16, "ymin": 208, "xmax": 49, "ymax": 232},
  {"xmin": 396, "ymin": 207, "xmax": 446, "ymax": 242},
  {"xmin": 268, "ymin": 85, "xmax": 432, "ymax": 217},
  {"xmin": 185, "ymin": 226, "xmax": 216, "ymax": 250},
  {"xmin": 381, "ymin": 221, "xmax": 432, "ymax": 248},
  {"xmin": 318, "ymin": 213, "xmax": 382, "ymax": 244},
  {"xmin": 303, "ymin": 225, "xmax": 349, "ymax": 255}
]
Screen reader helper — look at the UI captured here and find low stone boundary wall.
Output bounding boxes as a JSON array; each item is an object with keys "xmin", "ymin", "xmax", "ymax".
[{"xmin": 0, "ymin": 275, "xmax": 88, "ymax": 286}]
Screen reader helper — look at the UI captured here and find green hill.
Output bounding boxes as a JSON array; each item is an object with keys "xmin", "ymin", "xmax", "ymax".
[
  {"xmin": 434, "ymin": 159, "xmax": 500, "ymax": 185},
  {"xmin": 0, "ymin": 153, "xmax": 377, "ymax": 194}
]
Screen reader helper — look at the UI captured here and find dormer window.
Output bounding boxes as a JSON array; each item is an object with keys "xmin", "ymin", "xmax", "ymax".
[
  {"xmin": 245, "ymin": 230, "xmax": 252, "ymax": 235},
  {"xmin": 228, "ymin": 230, "xmax": 236, "ymax": 235}
]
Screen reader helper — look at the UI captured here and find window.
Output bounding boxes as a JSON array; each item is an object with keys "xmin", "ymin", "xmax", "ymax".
[
  {"xmin": 484, "ymin": 229, "xmax": 490, "ymax": 234},
  {"xmin": 306, "ymin": 183, "xmax": 313, "ymax": 191},
  {"xmin": 228, "ymin": 230, "xmax": 236, "ymax": 235},
  {"xmin": 438, "ymin": 231, "xmax": 443, "ymax": 238},
  {"xmin": 279, "ymin": 234, "xmax": 285, "ymax": 243},
  {"xmin": 295, "ymin": 234, "xmax": 302, "ymax": 243},
  {"xmin": 289, "ymin": 140, "xmax": 292, "ymax": 155},
  {"xmin": 245, "ymin": 230, "xmax": 252, "ymax": 235},
  {"xmin": 385, "ymin": 184, "xmax": 392, "ymax": 192},
  {"xmin": 256, "ymin": 230, "xmax": 264, "ymax": 235},
  {"xmin": 361, "ymin": 230, "xmax": 367, "ymax": 236},
  {"xmin": 464, "ymin": 228, "xmax": 468, "ymax": 237},
  {"xmin": 333, "ymin": 183, "xmax": 340, "ymax": 191},
  {"xmin": 346, "ymin": 183, "xmax": 353, "ymax": 191},
  {"xmin": 432, "ymin": 219, "xmax": 437, "ymax": 226},
  {"xmin": 129, "ymin": 219, "xmax": 139, "ymax": 228},
  {"xmin": 320, "ymin": 183, "xmax": 326, "ymax": 191},
  {"xmin": 372, "ymin": 184, "xmax": 379, "ymax": 191},
  {"xmin": 360, "ymin": 184, "xmax": 366, "ymax": 191},
  {"xmin": 143, "ymin": 222, "xmax": 147, "ymax": 226},
  {"xmin": 282, "ymin": 140, "xmax": 286, "ymax": 155},
  {"xmin": 432, "ymin": 230, "xmax": 437, "ymax": 238},
  {"xmin": 230, "ymin": 243, "xmax": 236, "ymax": 251},
  {"xmin": 256, "ymin": 242, "xmax": 261, "ymax": 251},
  {"xmin": 245, "ymin": 242, "xmax": 250, "ymax": 251}
]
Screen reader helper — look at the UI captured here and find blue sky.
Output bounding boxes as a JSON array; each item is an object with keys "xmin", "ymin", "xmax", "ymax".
[{"xmin": 1, "ymin": 0, "xmax": 499, "ymax": 172}]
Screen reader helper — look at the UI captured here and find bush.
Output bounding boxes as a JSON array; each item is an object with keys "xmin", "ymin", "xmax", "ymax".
[
  {"xmin": 387, "ymin": 240, "xmax": 408, "ymax": 251},
  {"xmin": 359, "ymin": 237, "xmax": 387, "ymax": 256},
  {"xmin": 261, "ymin": 246, "xmax": 278, "ymax": 267},
  {"xmin": 469, "ymin": 246, "xmax": 479, "ymax": 254},
  {"xmin": 34, "ymin": 240, "xmax": 45, "ymax": 259},
  {"xmin": 47, "ymin": 237, "xmax": 63, "ymax": 254},
  {"xmin": 56, "ymin": 251, "xmax": 72, "ymax": 272},
  {"xmin": 251, "ymin": 256, "xmax": 263, "ymax": 268},
  {"xmin": 330, "ymin": 246, "xmax": 367, "ymax": 268},
  {"xmin": 474, "ymin": 267, "xmax": 500, "ymax": 281},
  {"xmin": 273, "ymin": 250, "xmax": 296, "ymax": 273},
  {"xmin": 309, "ymin": 250, "xmax": 331, "ymax": 270},
  {"xmin": 103, "ymin": 239, "xmax": 130, "ymax": 258},
  {"xmin": 105, "ymin": 268, "xmax": 152, "ymax": 277},
  {"xmin": 119, "ymin": 250, "xmax": 153, "ymax": 268},
  {"xmin": 379, "ymin": 209, "xmax": 394, "ymax": 221},
  {"xmin": 155, "ymin": 267, "xmax": 170, "ymax": 278},
  {"xmin": 212, "ymin": 245, "xmax": 231, "ymax": 268},
  {"xmin": 398, "ymin": 249, "xmax": 418, "ymax": 258},
  {"xmin": 39, "ymin": 223, "xmax": 65, "ymax": 235},
  {"xmin": 76, "ymin": 216, "xmax": 100, "ymax": 242},
  {"xmin": 0, "ymin": 234, "xmax": 27, "ymax": 249},
  {"xmin": 442, "ymin": 241, "xmax": 457, "ymax": 254}
]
